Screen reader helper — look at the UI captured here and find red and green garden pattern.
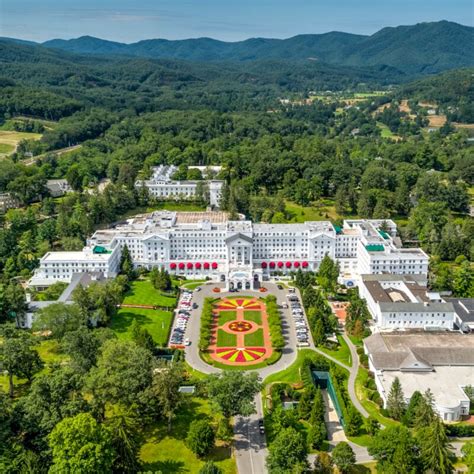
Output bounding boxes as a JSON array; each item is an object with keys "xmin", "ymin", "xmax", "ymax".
[
  {"xmin": 215, "ymin": 347, "xmax": 267, "ymax": 362},
  {"xmin": 208, "ymin": 297, "xmax": 272, "ymax": 367}
]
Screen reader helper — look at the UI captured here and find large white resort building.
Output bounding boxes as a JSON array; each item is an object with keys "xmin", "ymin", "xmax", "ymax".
[
  {"xmin": 135, "ymin": 165, "xmax": 224, "ymax": 207},
  {"xmin": 29, "ymin": 211, "xmax": 429, "ymax": 292}
]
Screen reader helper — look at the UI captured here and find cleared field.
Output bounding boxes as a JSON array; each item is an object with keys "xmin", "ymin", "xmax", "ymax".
[
  {"xmin": 0, "ymin": 130, "xmax": 42, "ymax": 157},
  {"xmin": 427, "ymin": 114, "xmax": 447, "ymax": 128},
  {"xmin": 122, "ymin": 280, "xmax": 177, "ymax": 308},
  {"xmin": 285, "ymin": 200, "xmax": 340, "ymax": 222},
  {"xmin": 112, "ymin": 307, "xmax": 173, "ymax": 346}
]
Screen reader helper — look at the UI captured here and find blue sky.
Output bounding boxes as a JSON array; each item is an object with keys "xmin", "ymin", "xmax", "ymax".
[{"xmin": 1, "ymin": 0, "xmax": 472, "ymax": 43}]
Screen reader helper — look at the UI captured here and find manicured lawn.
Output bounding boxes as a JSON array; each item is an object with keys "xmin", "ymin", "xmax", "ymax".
[
  {"xmin": 244, "ymin": 329, "xmax": 264, "ymax": 346},
  {"xmin": 285, "ymin": 200, "xmax": 340, "ymax": 222},
  {"xmin": 355, "ymin": 367, "xmax": 399, "ymax": 428},
  {"xmin": 217, "ymin": 310, "xmax": 237, "ymax": 325},
  {"xmin": 216, "ymin": 329, "xmax": 237, "ymax": 347},
  {"xmin": 317, "ymin": 335, "xmax": 352, "ymax": 367},
  {"xmin": 112, "ymin": 308, "xmax": 173, "ymax": 346},
  {"xmin": 264, "ymin": 349, "xmax": 317, "ymax": 385},
  {"xmin": 180, "ymin": 280, "xmax": 207, "ymax": 290},
  {"xmin": 244, "ymin": 310, "xmax": 262, "ymax": 324},
  {"xmin": 140, "ymin": 397, "xmax": 236, "ymax": 474},
  {"xmin": 123, "ymin": 280, "xmax": 177, "ymax": 308}
]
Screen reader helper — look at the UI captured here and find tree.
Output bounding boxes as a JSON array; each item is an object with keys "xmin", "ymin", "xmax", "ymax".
[
  {"xmin": 364, "ymin": 416, "xmax": 381, "ymax": 436},
  {"xmin": 345, "ymin": 406, "xmax": 362, "ymax": 436},
  {"xmin": 307, "ymin": 422, "xmax": 327, "ymax": 450},
  {"xmin": 313, "ymin": 318, "xmax": 326, "ymax": 346},
  {"xmin": 32, "ymin": 303, "xmax": 86, "ymax": 339},
  {"xmin": 386, "ymin": 377, "xmax": 406, "ymax": 420},
  {"xmin": 413, "ymin": 389, "xmax": 437, "ymax": 429},
  {"xmin": 368, "ymin": 425, "xmax": 418, "ymax": 473},
  {"xmin": 402, "ymin": 390, "xmax": 424, "ymax": 427},
  {"xmin": 461, "ymin": 442, "xmax": 474, "ymax": 474},
  {"xmin": 417, "ymin": 418, "xmax": 454, "ymax": 474},
  {"xmin": 3, "ymin": 280, "xmax": 28, "ymax": 326},
  {"xmin": 119, "ymin": 244, "xmax": 134, "ymax": 279},
  {"xmin": 313, "ymin": 452, "xmax": 333, "ymax": 474},
  {"xmin": 87, "ymin": 340, "xmax": 153, "ymax": 417},
  {"xmin": 48, "ymin": 412, "xmax": 115, "ymax": 474},
  {"xmin": 152, "ymin": 268, "xmax": 172, "ymax": 292},
  {"xmin": 131, "ymin": 320, "xmax": 156, "ymax": 353},
  {"xmin": 149, "ymin": 362, "xmax": 184, "ymax": 432},
  {"xmin": 0, "ymin": 329, "xmax": 43, "ymax": 397},
  {"xmin": 206, "ymin": 372, "xmax": 262, "ymax": 418},
  {"xmin": 297, "ymin": 387, "xmax": 315, "ymax": 420},
  {"xmin": 331, "ymin": 442, "xmax": 355, "ymax": 474},
  {"xmin": 266, "ymin": 427, "xmax": 308, "ymax": 473},
  {"xmin": 186, "ymin": 419, "xmax": 215, "ymax": 457},
  {"xmin": 199, "ymin": 461, "xmax": 223, "ymax": 474},
  {"xmin": 318, "ymin": 255, "xmax": 339, "ymax": 293},
  {"xmin": 62, "ymin": 327, "xmax": 116, "ymax": 373},
  {"xmin": 105, "ymin": 409, "xmax": 141, "ymax": 474},
  {"xmin": 309, "ymin": 389, "xmax": 325, "ymax": 426}
]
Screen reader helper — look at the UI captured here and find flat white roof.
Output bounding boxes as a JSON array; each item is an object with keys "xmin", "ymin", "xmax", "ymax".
[
  {"xmin": 380, "ymin": 366, "xmax": 473, "ymax": 409},
  {"xmin": 42, "ymin": 251, "xmax": 113, "ymax": 262}
]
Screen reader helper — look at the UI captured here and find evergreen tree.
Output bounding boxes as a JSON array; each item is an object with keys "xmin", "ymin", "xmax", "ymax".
[
  {"xmin": 332, "ymin": 442, "xmax": 356, "ymax": 473},
  {"xmin": 418, "ymin": 418, "xmax": 454, "ymax": 474},
  {"xmin": 313, "ymin": 318, "xmax": 326, "ymax": 346},
  {"xmin": 402, "ymin": 390, "xmax": 424, "ymax": 427},
  {"xmin": 309, "ymin": 389, "xmax": 325, "ymax": 426},
  {"xmin": 119, "ymin": 244, "xmax": 134, "ymax": 279},
  {"xmin": 413, "ymin": 389, "xmax": 437, "ymax": 429},
  {"xmin": 386, "ymin": 377, "xmax": 406, "ymax": 420},
  {"xmin": 186, "ymin": 420, "xmax": 215, "ymax": 457}
]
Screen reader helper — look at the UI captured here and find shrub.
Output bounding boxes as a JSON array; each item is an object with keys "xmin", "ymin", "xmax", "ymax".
[{"xmin": 186, "ymin": 419, "xmax": 215, "ymax": 457}]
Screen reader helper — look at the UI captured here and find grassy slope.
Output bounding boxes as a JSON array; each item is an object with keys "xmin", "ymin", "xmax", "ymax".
[
  {"xmin": 122, "ymin": 279, "xmax": 177, "ymax": 307},
  {"xmin": 316, "ymin": 334, "xmax": 352, "ymax": 367}
]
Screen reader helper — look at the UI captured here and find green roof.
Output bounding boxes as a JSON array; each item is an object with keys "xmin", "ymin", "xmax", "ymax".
[
  {"xmin": 365, "ymin": 244, "xmax": 385, "ymax": 252},
  {"xmin": 378, "ymin": 230, "xmax": 390, "ymax": 240},
  {"xmin": 334, "ymin": 225, "xmax": 342, "ymax": 234},
  {"xmin": 93, "ymin": 245, "xmax": 110, "ymax": 254}
]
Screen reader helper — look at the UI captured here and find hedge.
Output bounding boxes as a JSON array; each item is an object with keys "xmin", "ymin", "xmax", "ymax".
[
  {"xmin": 445, "ymin": 424, "xmax": 474, "ymax": 437},
  {"xmin": 199, "ymin": 297, "xmax": 215, "ymax": 350},
  {"xmin": 265, "ymin": 295, "xmax": 285, "ymax": 351}
]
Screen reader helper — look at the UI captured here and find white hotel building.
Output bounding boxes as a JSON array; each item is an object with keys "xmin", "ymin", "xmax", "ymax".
[
  {"xmin": 135, "ymin": 165, "xmax": 224, "ymax": 207},
  {"xmin": 29, "ymin": 212, "xmax": 428, "ymax": 291}
]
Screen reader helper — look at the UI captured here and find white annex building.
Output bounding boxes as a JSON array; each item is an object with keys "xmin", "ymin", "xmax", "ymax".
[
  {"xmin": 135, "ymin": 165, "xmax": 224, "ymax": 207},
  {"xmin": 29, "ymin": 212, "xmax": 429, "ymax": 291},
  {"xmin": 364, "ymin": 332, "xmax": 474, "ymax": 422}
]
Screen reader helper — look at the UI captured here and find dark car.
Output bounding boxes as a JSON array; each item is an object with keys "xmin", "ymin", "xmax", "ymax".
[
  {"xmin": 258, "ymin": 419, "xmax": 265, "ymax": 435},
  {"xmin": 277, "ymin": 284, "xmax": 283, "ymax": 290}
]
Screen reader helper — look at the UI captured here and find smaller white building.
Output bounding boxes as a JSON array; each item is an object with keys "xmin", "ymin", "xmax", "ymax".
[
  {"xmin": 28, "ymin": 245, "xmax": 120, "ymax": 289},
  {"xmin": 364, "ymin": 332, "xmax": 474, "ymax": 422},
  {"xmin": 359, "ymin": 274, "xmax": 456, "ymax": 330},
  {"xmin": 135, "ymin": 165, "xmax": 224, "ymax": 207}
]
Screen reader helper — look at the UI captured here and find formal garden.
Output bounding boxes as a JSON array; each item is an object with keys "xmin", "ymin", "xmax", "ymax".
[{"xmin": 199, "ymin": 295, "xmax": 284, "ymax": 369}]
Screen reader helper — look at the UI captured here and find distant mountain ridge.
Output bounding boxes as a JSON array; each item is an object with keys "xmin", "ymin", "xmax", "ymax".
[{"xmin": 2, "ymin": 21, "xmax": 473, "ymax": 75}]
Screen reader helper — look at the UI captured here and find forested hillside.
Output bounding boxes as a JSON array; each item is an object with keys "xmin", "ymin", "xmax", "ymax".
[{"xmin": 28, "ymin": 21, "xmax": 474, "ymax": 75}]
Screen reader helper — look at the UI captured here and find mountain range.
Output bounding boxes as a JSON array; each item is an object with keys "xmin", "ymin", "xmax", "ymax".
[{"xmin": 4, "ymin": 21, "xmax": 470, "ymax": 75}]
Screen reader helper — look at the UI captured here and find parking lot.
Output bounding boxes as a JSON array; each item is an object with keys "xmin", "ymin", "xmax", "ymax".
[
  {"xmin": 168, "ymin": 286, "xmax": 201, "ymax": 347},
  {"xmin": 284, "ymin": 287, "xmax": 311, "ymax": 347}
]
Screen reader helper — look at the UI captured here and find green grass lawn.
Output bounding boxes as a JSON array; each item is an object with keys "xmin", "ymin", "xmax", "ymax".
[
  {"xmin": 355, "ymin": 367, "xmax": 399, "ymax": 428},
  {"xmin": 317, "ymin": 335, "xmax": 352, "ymax": 367},
  {"xmin": 216, "ymin": 329, "xmax": 237, "ymax": 347},
  {"xmin": 244, "ymin": 310, "xmax": 262, "ymax": 324},
  {"xmin": 244, "ymin": 329, "xmax": 264, "ymax": 346},
  {"xmin": 112, "ymin": 308, "xmax": 173, "ymax": 347},
  {"xmin": 140, "ymin": 397, "xmax": 236, "ymax": 474},
  {"xmin": 0, "ymin": 143, "xmax": 14, "ymax": 154},
  {"xmin": 180, "ymin": 280, "xmax": 207, "ymax": 290},
  {"xmin": 123, "ymin": 280, "xmax": 177, "ymax": 308},
  {"xmin": 217, "ymin": 310, "xmax": 237, "ymax": 325},
  {"xmin": 264, "ymin": 349, "xmax": 317, "ymax": 385}
]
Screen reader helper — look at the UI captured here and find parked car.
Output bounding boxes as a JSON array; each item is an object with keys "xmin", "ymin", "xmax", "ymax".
[
  {"xmin": 277, "ymin": 284, "xmax": 283, "ymax": 290},
  {"xmin": 258, "ymin": 419, "xmax": 265, "ymax": 434}
]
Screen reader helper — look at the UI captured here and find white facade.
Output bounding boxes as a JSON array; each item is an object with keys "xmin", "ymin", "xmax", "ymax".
[
  {"xmin": 359, "ymin": 274, "xmax": 456, "ymax": 330},
  {"xmin": 364, "ymin": 332, "xmax": 474, "ymax": 422},
  {"xmin": 30, "ymin": 213, "xmax": 428, "ymax": 291},
  {"xmin": 135, "ymin": 165, "xmax": 224, "ymax": 207},
  {"xmin": 29, "ymin": 246, "xmax": 121, "ymax": 288}
]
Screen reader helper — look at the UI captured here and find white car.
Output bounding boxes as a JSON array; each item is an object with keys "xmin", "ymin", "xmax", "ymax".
[{"xmin": 184, "ymin": 338, "xmax": 191, "ymax": 346}]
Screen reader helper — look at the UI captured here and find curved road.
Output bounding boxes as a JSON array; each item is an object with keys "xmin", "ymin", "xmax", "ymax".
[{"xmin": 183, "ymin": 282, "xmax": 370, "ymax": 472}]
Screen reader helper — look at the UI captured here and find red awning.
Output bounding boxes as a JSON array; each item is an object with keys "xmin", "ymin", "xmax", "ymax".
[
  {"xmin": 269, "ymin": 262, "xmax": 276, "ymax": 268},
  {"xmin": 302, "ymin": 261, "xmax": 309, "ymax": 268},
  {"xmin": 211, "ymin": 262, "xmax": 218, "ymax": 269},
  {"xmin": 285, "ymin": 261, "xmax": 292, "ymax": 268},
  {"xmin": 204, "ymin": 262, "xmax": 210, "ymax": 269},
  {"xmin": 261, "ymin": 262, "xmax": 267, "ymax": 269},
  {"xmin": 187, "ymin": 262, "xmax": 193, "ymax": 269},
  {"xmin": 170, "ymin": 262, "xmax": 177, "ymax": 270},
  {"xmin": 277, "ymin": 261, "xmax": 284, "ymax": 268},
  {"xmin": 178, "ymin": 262, "xmax": 185, "ymax": 270},
  {"xmin": 195, "ymin": 262, "xmax": 202, "ymax": 269},
  {"xmin": 294, "ymin": 261, "xmax": 300, "ymax": 268}
]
